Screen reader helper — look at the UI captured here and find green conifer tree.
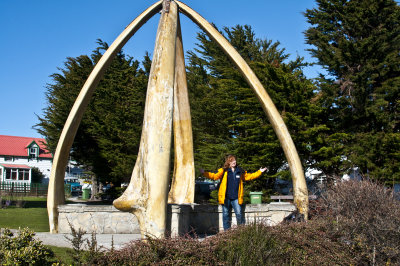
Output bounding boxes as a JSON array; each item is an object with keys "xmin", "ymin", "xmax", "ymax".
[
  {"xmin": 187, "ymin": 25, "xmax": 321, "ymax": 194},
  {"xmin": 35, "ymin": 40, "xmax": 148, "ymax": 184},
  {"xmin": 304, "ymin": 0, "xmax": 400, "ymax": 183}
]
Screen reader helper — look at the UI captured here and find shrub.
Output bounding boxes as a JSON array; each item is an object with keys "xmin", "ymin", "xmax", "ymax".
[
  {"xmin": 73, "ymin": 180, "xmax": 400, "ymax": 265},
  {"xmin": 90, "ymin": 235, "xmax": 222, "ymax": 265},
  {"xmin": 90, "ymin": 221, "xmax": 359, "ymax": 265},
  {"xmin": 208, "ymin": 221, "xmax": 359, "ymax": 265},
  {"xmin": 99, "ymin": 186, "xmax": 126, "ymax": 202},
  {"xmin": 31, "ymin": 167, "xmax": 45, "ymax": 183},
  {"xmin": 0, "ymin": 228, "xmax": 55, "ymax": 265},
  {"xmin": 63, "ymin": 220, "xmax": 105, "ymax": 265},
  {"xmin": 210, "ymin": 223, "xmax": 279, "ymax": 265},
  {"xmin": 311, "ymin": 180, "xmax": 400, "ymax": 265},
  {"xmin": 208, "ymin": 189, "xmax": 219, "ymax": 205}
]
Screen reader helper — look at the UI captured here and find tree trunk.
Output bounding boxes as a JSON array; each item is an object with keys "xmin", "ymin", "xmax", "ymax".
[{"xmin": 90, "ymin": 175, "xmax": 98, "ymax": 200}]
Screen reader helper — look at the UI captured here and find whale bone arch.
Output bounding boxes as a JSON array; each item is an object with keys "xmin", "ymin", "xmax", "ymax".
[{"xmin": 46, "ymin": 0, "xmax": 308, "ymax": 236}]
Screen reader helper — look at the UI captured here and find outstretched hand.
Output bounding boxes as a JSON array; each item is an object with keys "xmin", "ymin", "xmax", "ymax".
[{"xmin": 259, "ymin": 167, "xmax": 268, "ymax": 173}]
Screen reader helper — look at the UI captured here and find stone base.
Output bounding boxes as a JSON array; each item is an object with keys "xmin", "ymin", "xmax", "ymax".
[
  {"xmin": 58, "ymin": 204, "xmax": 140, "ymax": 234},
  {"xmin": 58, "ymin": 202, "xmax": 295, "ymax": 235}
]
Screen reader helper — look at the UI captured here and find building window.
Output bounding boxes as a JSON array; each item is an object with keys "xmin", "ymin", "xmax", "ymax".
[
  {"xmin": 4, "ymin": 156, "xmax": 12, "ymax": 161},
  {"xmin": 11, "ymin": 169, "xmax": 17, "ymax": 180},
  {"xmin": 5, "ymin": 168, "xmax": 29, "ymax": 181},
  {"xmin": 18, "ymin": 169, "xmax": 29, "ymax": 181},
  {"xmin": 5, "ymin": 168, "xmax": 18, "ymax": 180},
  {"xmin": 30, "ymin": 147, "xmax": 38, "ymax": 158},
  {"xmin": 24, "ymin": 169, "xmax": 29, "ymax": 180}
]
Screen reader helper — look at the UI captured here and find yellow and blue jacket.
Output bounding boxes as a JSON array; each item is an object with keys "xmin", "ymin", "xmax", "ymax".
[{"xmin": 203, "ymin": 168, "xmax": 262, "ymax": 204}]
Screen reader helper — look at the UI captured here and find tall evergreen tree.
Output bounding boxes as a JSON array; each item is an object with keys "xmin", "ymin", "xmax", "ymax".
[
  {"xmin": 187, "ymin": 25, "xmax": 321, "ymax": 193},
  {"xmin": 35, "ymin": 40, "xmax": 148, "ymax": 184},
  {"xmin": 37, "ymin": 25, "xmax": 327, "ymax": 195},
  {"xmin": 304, "ymin": 0, "xmax": 400, "ymax": 183}
]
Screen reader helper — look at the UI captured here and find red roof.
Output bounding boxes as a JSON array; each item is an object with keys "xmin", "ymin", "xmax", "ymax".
[
  {"xmin": 0, "ymin": 135, "xmax": 52, "ymax": 158},
  {"xmin": 0, "ymin": 164, "xmax": 31, "ymax": 169}
]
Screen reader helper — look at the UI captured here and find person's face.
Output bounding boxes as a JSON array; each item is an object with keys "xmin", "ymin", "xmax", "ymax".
[{"xmin": 229, "ymin": 159, "xmax": 237, "ymax": 168}]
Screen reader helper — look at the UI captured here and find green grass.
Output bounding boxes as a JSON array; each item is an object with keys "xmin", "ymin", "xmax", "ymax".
[
  {"xmin": 1, "ymin": 197, "xmax": 81, "ymax": 265},
  {"xmin": 46, "ymin": 245, "xmax": 74, "ymax": 265},
  {"xmin": 0, "ymin": 197, "xmax": 49, "ymax": 231}
]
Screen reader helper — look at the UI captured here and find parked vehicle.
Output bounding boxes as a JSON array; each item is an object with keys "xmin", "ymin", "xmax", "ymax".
[
  {"xmin": 64, "ymin": 177, "xmax": 82, "ymax": 195},
  {"xmin": 195, "ymin": 180, "xmax": 218, "ymax": 195}
]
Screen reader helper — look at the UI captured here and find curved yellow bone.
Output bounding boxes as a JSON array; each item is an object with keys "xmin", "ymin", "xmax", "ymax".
[
  {"xmin": 168, "ymin": 14, "xmax": 195, "ymax": 204},
  {"xmin": 113, "ymin": 0, "xmax": 179, "ymax": 238},
  {"xmin": 176, "ymin": 0, "xmax": 309, "ymax": 219},
  {"xmin": 48, "ymin": 0, "xmax": 309, "ymax": 237},
  {"xmin": 47, "ymin": 1, "xmax": 163, "ymax": 233}
]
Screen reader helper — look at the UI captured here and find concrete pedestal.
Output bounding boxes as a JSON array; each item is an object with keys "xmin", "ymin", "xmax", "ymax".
[{"xmin": 58, "ymin": 203, "xmax": 296, "ymax": 235}]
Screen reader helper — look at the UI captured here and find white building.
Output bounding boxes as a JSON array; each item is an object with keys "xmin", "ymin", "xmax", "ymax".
[{"xmin": 0, "ymin": 135, "xmax": 53, "ymax": 184}]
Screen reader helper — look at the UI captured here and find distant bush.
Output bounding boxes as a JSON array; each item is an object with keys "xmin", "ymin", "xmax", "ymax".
[
  {"xmin": 310, "ymin": 180, "xmax": 400, "ymax": 265},
  {"xmin": 0, "ymin": 228, "xmax": 55, "ymax": 265},
  {"xmin": 208, "ymin": 189, "xmax": 219, "ymax": 205},
  {"xmin": 99, "ymin": 186, "xmax": 126, "ymax": 202},
  {"xmin": 31, "ymin": 167, "xmax": 45, "ymax": 183}
]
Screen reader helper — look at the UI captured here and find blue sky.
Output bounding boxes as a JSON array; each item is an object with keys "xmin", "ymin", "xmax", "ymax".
[{"xmin": 0, "ymin": 0, "xmax": 320, "ymax": 138}]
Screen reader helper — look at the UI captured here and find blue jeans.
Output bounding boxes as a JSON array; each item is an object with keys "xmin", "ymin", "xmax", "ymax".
[{"xmin": 222, "ymin": 198, "xmax": 243, "ymax": 230}]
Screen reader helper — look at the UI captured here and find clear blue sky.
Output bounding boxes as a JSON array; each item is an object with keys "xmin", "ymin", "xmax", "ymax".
[{"xmin": 0, "ymin": 0, "xmax": 320, "ymax": 138}]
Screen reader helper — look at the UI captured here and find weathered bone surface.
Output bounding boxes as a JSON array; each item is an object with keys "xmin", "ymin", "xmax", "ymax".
[
  {"xmin": 176, "ymin": 1, "xmax": 309, "ymax": 219},
  {"xmin": 168, "ymin": 15, "xmax": 195, "ymax": 204},
  {"xmin": 113, "ymin": 0, "xmax": 178, "ymax": 238},
  {"xmin": 46, "ymin": 1, "xmax": 162, "ymax": 233}
]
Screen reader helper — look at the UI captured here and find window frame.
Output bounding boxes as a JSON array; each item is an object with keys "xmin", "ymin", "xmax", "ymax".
[{"xmin": 4, "ymin": 168, "xmax": 30, "ymax": 181}]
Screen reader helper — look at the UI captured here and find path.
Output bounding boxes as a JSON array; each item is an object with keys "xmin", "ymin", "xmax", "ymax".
[{"xmin": 35, "ymin": 232, "xmax": 142, "ymax": 250}]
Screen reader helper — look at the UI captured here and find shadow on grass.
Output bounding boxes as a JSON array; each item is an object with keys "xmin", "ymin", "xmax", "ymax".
[
  {"xmin": 24, "ymin": 200, "xmax": 47, "ymax": 208},
  {"xmin": 4, "ymin": 196, "xmax": 113, "ymax": 208}
]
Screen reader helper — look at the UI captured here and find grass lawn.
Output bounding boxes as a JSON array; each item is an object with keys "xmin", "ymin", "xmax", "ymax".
[
  {"xmin": 0, "ymin": 197, "xmax": 49, "ymax": 231},
  {"xmin": 47, "ymin": 245, "xmax": 74, "ymax": 265},
  {"xmin": 0, "ymin": 196, "xmax": 77, "ymax": 264}
]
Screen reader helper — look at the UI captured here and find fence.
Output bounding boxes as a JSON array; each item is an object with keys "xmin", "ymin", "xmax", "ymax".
[{"xmin": 0, "ymin": 181, "xmax": 48, "ymax": 197}]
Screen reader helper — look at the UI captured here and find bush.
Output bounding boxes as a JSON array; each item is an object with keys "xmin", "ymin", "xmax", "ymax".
[
  {"xmin": 89, "ymin": 221, "xmax": 359, "ymax": 265},
  {"xmin": 208, "ymin": 189, "xmax": 219, "ymax": 205},
  {"xmin": 99, "ymin": 186, "xmax": 126, "ymax": 202},
  {"xmin": 90, "ymin": 235, "xmax": 222, "ymax": 265},
  {"xmin": 209, "ymin": 223, "xmax": 279, "ymax": 265},
  {"xmin": 70, "ymin": 180, "xmax": 400, "ymax": 265},
  {"xmin": 63, "ymin": 220, "xmax": 105, "ymax": 265},
  {"xmin": 208, "ymin": 222, "xmax": 358, "ymax": 265},
  {"xmin": 311, "ymin": 180, "xmax": 400, "ymax": 264},
  {"xmin": 0, "ymin": 228, "xmax": 55, "ymax": 265},
  {"xmin": 31, "ymin": 167, "xmax": 45, "ymax": 183}
]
